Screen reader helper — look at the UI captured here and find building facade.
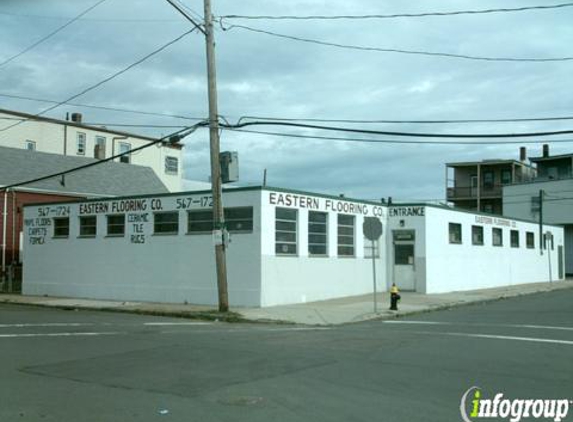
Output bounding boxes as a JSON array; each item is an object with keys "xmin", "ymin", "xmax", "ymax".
[
  {"xmin": 0, "ymin": 108, "xmax": 183, "ymax": 191},
  {"xmin": 22, "ymin": 187, "xmax": 564, "ymax": 307},
  {"xmin": 446, "ymin": 148, "xmax": 535, "ymax": 214},
  {"xmin": 0, "ymin": 146, "xmax": 168, "ymax": 290},
  {"xmin": 503, "ymin": 146, "xmax": 573, "ymax": 274}
]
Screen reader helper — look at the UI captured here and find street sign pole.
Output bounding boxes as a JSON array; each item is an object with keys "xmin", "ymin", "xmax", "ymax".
[
  {"xmin": 371, "ymin": 239, "xmax": 377, "ymax": 313},
  {"xmin": 363, "ymin": 217, "xmax": 383, "ymax": 315}
]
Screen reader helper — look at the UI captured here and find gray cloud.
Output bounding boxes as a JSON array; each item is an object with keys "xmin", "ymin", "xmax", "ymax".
[{"xmin": 1, "ymin": 0, "xmax": 572, "ymax": 202}]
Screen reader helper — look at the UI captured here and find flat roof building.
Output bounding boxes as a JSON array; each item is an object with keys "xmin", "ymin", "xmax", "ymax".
[{"xmin": 22, "ymin": 186, "xmax": 564, "ymax": 307}]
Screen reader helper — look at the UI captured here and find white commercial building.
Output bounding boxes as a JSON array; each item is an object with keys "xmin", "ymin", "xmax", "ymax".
[
  {"xmin": 0, "ymin": 108, "xmax": 183, "ymax": 192},
  {"xmin": 22, "ymin": 187, "xmax": 565, "ymax": 307}
]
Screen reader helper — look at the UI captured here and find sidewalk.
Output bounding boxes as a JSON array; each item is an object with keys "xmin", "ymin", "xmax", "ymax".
[{"xmin": 2, "ymin": 279, "xmax": 572, "ymax": 326}]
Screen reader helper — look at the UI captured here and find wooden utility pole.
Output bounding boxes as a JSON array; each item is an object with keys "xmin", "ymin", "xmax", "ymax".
[
  {"xmin": 539, "ymin": 189, "xmax": 544, "ymax": 254},
  {"xmin": 204, "ymin": 0, "xmax": 229, "ymax": 312}
]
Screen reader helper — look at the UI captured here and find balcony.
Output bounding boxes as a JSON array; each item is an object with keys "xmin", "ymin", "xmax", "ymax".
[{"xmin": 447, "ymin": 184, "xmax": 503, "ymax": 200}]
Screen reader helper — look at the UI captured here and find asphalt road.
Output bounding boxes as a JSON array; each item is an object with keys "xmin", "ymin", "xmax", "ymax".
[{"xmin": 0, "ymin": 290, "xmax": 572, "ymax": 422}]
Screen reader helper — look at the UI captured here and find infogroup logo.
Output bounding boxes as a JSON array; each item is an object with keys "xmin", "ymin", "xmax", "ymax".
[{"xmin": 460, "ymin": 387, "xmax": 572, "ymax": 422}]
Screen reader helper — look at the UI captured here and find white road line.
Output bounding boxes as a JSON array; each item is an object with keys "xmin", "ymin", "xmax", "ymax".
[
  {"xmin": 427, "ymin": 331, "xmax": 573, "ymax": 346},
  {"xmin": 143, "ymin": 322, "xmax": 212, "ymax": 326},
  {"xmin": 383, "ymin": 320, "xmax": 573, "ymax": 331},
  {"xmin": 445, "ymin": 332, "xmax": 573, "ymax": 345},
  {"xmin": 383, "ymin": 321, "xmax": 450, "ymax": 325},
  {"xmin": 0, "ymin": 323, "xmax": 95, "ymax": 328},
  {"xmin": 0, "ymin": 332, "xmax": 123, "ymax": 339}
]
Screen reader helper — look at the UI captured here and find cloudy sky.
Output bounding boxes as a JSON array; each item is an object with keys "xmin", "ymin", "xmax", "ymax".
[{"xmin": 1, "ymin": 0, "xmax": 572, "ymax": 202}]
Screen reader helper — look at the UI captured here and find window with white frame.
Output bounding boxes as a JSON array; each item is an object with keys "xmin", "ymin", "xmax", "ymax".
[
  {"xmin": 472, "ymin": 225, "xmax": 484, "ymax": 245},
  {"xmin": 119, "ymin": 142, "xmax": 131, "ymax": 163},
  {"xmin": 492, "ymin": 228, "xmax": 503, "ymax": 246},
  {"xmin": 526, "ymin": 232, "xmax": 535, "ymax": 249},
  {"xmin": 449, "ymin": 223, "xmax": 462, "ymax": 244},
  {"xmin": 53, "ymin": 217, "xmax": 69, "ymax": 238},
  {"xmin": 337, "ymin": 214, "xmax": 355, "ymax": 257},
  {"xmin": 308, "ymin": 211, "xmax": 328, "ymax": 256},
  {"xmin": 187, "ymin": 207, "xmax": 253, "ymax": 234},
  {"xmin": 25, "ymin": 140, "xmax": 36, "ymax": 151},
  {"xmin": 79, "ymin": 216, "xmax": 97, "ymax": 237},
  {"xmin": 76, "ymin": 132, "xmax": 86, "ymax": 155},
  {"xmin": 364, "ymin": 237, "xmax": 379, "ymax": 258},
  {"xmin": 154, "ymin": 211, "xmax": 179, "ymax": 234},
  {"xmin": 275, "ymin": 208, "xmax": 297, "ymax": 255},
  {"xmin": 510, "ymin": 230, "xmax": 520, "ymax": 248},
  {"xmin": 165, "ymin": 156, "xmax": 178, "ymax": 174},
  {"xmin": 95, "ymin": 136, "xmax": 106, "ymax": 159},
  {"xmin": 107, "ymin": 214, "xmax": 125, "ymax": 236}
]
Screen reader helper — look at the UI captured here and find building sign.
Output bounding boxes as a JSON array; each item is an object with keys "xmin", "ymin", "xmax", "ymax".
[
  {"xmin": 475, "ymin": 215, "xmax": 517, "ymax": 228},
  {"xmin": 268, "ymin": 192, "xmax": 385, "ymax": 217},
  {"xmin": 389, "ymin": 207, "xmax": 425, "ymax": 217},
  {"xmin": 24, "ymin": 218, "xmax": 51, "ymax": 245}
]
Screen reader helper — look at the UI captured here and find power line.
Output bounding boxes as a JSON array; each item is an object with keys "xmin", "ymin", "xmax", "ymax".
[
  {"xmin": 0, "ymin": 123, "xmax": 206, "ymax": 191},
  {"xmin": 0, "ymin": 0, "xmax": 108, "ymax": 68},
  {"xmin": 224, "ymin": 120, "xmax": 573, "ymax": 139},
  {"xmin": 0, "ymin": 93, "xmax": 206, "ymax": 121},
  {"xmin": 237, "ymin": 114, "xmax": 573, "ymax": 125},
  {"xmin": 164, "ymin": 0, "xmax": 206, "ymax": 35},
  {"xmin": 0, "ymin": 28, "xmax": 198, "ymax": 134},
  {"xmin": 6, "ymin": 92, "xmax": 573, "ymax": 125},
  {"xmin": 225, "ymin": 127, "xmax": 573, "ymax": 145},
  {"xmin": 221, "ymin": 2, "xmax": 573, "ymax": 20},
  {"xmin": 220, "ymin": 23, "xmax": 573, "ymax": 63}
]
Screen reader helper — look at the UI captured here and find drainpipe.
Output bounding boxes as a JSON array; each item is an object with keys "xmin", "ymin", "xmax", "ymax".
[{"xmin": 1, "ymin": 189, "xmax": 8, "ymax": 283}]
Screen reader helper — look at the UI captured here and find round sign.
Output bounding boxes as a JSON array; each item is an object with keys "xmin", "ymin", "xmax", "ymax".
[{"xmin": 363, "ymin": 217, "xmax": 383, "ymax": 241}]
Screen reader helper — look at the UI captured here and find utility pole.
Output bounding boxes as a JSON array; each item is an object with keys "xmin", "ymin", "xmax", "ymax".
[
  {"xmin": 539, "ymin": 189, "xmax": 544, "ymax": 255},
  {"xmin": 204, "ymin": 0, "xmax": 229, "ymax": 312}
]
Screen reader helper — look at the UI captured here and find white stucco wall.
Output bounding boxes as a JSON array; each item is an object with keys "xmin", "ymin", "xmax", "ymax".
[
  {"xmin": 259, "ymin": 190, "xmax": 388, "ymax": 306},
  {"xmin": 23, "ymin": 189, "xmax": 262, "ymax": 306},
  {"xmin": 423, "ymin": 207, "xmax": 564, "ymax": 293},
  {"xmin": 0, "ymin": 110, "xmax": 182, "ymax": 192}
]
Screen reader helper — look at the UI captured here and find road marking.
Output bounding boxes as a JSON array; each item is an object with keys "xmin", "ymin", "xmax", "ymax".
[
  {"xmin": 0, "ymin": 332, "xmax": 123, "ymax": 339},
  {"xmin": 384, "ymin": 321, "xmax": 450, "ymax": 326},
  {"xmin": 143, "ymin": 322, "xmax": 212, "ymax": 326},
  {"xmin": 423, "ymin": 331, "xmax": 573, "ymax": 346},
  {"xmin": 383, "ymin": 320, "xmax": 573, "ymax": 331},
  {"xmin": 0, "ymin": 323, "xmax": 96, "ymax": 328}
]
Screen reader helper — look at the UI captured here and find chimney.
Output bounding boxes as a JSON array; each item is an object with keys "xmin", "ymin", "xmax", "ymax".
[
  {"xmin": 519, "ymin": 146, "xmax": 527, "ymax": 162},
  {"xmin": 543, "ymin": 144, "xmax": 549, "ymax": 158},
  {"xmin": 71, "ymin": 112, "xmax": 83, "ymax": 123}
]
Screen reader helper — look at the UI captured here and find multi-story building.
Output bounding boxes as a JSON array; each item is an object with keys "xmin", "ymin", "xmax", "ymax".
[
  {"xmin": 503, "ymin": 145, "xmax": 573, "ymax": 275},
  {"xmin": 0, "ymin": 108, "xmax": 183, "ymax": 192},
  {"xmin": 446, "ymin": 147, "xmax": 536, "ymax": 214}
]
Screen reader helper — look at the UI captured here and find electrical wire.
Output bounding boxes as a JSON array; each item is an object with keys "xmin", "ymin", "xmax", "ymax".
[
  {"xmin": 164, "ymin": 0, "xmax": 205, "ymax": 35},
  {"xmin": 0, "ymin": 28, "xmax": 198, "ymax": 134},
  {"xmin": 220, "ymin": 22, "xmax": 573, "ymax": 63},
  {"xmin": 6, "ymin": 92, "xmax": 573, "ymax": 125},
  {"xmin": 224, "ymin": 127, "xmax": 573, "ymax": 145},
  {"xmin": 0, "ymin": 122, "xmax": 207, "ymax": 191},
  {"xmin": 223, "ymin": 120, "xmax": 573, "ymax": 139},
  {"xmin": 236, "ymin": 114, "xmax": 573, "ymax": 125},
  {"xmin": 0, "ymin": 0, "xmax": 108, "ymax": 68},
  {"xmin": 221, "ymin": 3, "xmax": 573, "ymax": 20},
  {"xmin": 0, "ymin": 93, "xmax": 206, "ymax": 121}
]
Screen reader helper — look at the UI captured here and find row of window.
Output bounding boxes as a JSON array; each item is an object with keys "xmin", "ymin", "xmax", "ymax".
[
  {"xmin": 25, "ymin": 135, "xmax": 178, "ymax": 174},
  {"xmin": 52, "ymin": 207, "xmax": 253, "ymax": 238},
  {"xmin": 448, "ymin": 223, "xmax": 553, "ymax": 249},
  {"xmin": 275, "ymin": 208, "xmax": 379, "ymax": 258}
]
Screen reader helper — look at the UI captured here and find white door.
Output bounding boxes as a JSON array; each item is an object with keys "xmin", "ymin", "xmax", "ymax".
[{"xmin": 394, "ymin": 242, "xmax": 416, "ymax": 291}]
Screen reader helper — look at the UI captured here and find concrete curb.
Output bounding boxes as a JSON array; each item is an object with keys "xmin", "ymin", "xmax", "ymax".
[{"xmin": 1, "ymin": 281, "xmax": 572, "ymax": 326}]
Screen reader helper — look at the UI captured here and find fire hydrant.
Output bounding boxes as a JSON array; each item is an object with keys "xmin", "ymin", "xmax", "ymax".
[{"xmin": 390, "ymin": 283, "xmax": 400, "ymax": 311}]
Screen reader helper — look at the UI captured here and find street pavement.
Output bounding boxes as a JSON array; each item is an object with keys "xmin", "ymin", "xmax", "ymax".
[{"xmin": 0, "ymin": 289, "xmax": 571, "ymax": 422}]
